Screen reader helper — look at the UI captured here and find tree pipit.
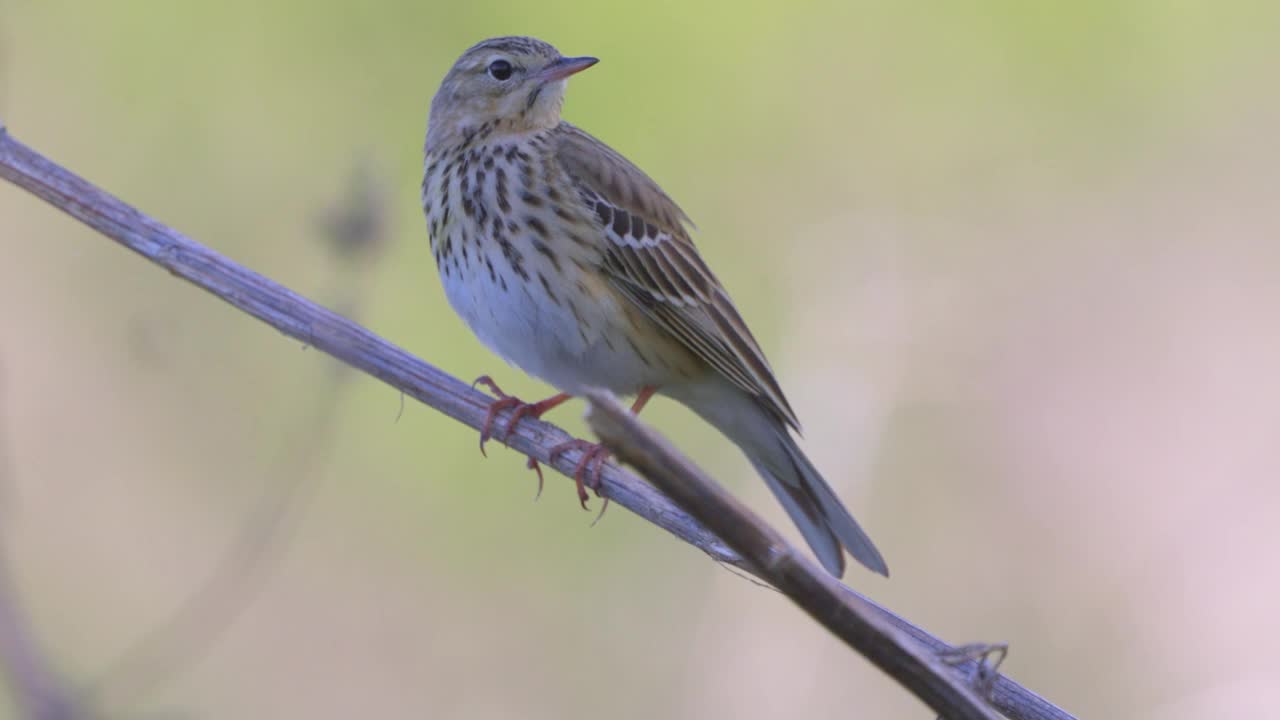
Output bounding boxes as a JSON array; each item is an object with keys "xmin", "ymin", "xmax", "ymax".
[{"xmin": 423, "ymin": 36, "xmax": 887, "ymax": 577}]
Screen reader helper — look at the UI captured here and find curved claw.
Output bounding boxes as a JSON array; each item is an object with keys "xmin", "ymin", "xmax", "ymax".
[
  {"xmin": 472, "ymin": 377, "xmax": 573, "ymax": 457},
  {"xmin": 471, "ymin": 376, "xmax": 574, "ymax": 502},
  {"xmin": 586, "ymin": 451, "xmax": 611, "ymax": 523},
  {"xmin": 477, "ymin": 395, "xmax": 521, "ymax": 457},
  {"xmin": 548, "ymin": 439, "xmax": 612, "ymax": 512},
  {"xmin": 499, "ymin": 402, "xmax": 546, "ymax": 443},
  {"xmin": 470, "ymin": 376, "xmax": 640, "ymax": 521},
  {"xmin": 473, "ymin": 375, "xmax": 517, "ymax": 456},
  {"xmin": 467, "ymin": 385, "xmax": 653, "ymax": 519},
  {"xmin": 526, "ymin": 456, "xmax": 545, "ymax": 500}
]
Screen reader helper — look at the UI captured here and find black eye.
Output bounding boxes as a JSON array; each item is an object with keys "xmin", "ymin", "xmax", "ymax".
[{"xmin": 487, "ymin": 59, "xmax": 514, "ymax": 81}]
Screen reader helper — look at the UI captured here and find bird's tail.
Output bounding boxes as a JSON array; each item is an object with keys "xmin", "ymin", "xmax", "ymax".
[{"xmin": 663, "ymin": 377, "xmax": 889, "ymax": 577}]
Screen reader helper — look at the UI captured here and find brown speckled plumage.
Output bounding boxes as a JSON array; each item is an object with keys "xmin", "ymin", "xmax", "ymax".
[{"xmin": 422, "ymin": 36, "xmax": 887, "ymax": 577}]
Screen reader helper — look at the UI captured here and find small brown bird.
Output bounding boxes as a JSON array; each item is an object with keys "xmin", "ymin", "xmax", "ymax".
[{"xmin": 423, "ymin": 36, "xmax": 887, "ymax": 577}]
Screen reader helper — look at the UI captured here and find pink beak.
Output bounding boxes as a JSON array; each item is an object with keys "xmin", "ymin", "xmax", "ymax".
[{"xmin": 537, "ymin": 56, "xmax": 599, "ymax": 83}]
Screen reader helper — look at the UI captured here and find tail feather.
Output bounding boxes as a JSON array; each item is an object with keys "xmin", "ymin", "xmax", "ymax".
[
  {"xmin": 663, "ymin": 377, "xmax": 889, "ymax": 577},
  {"xmin": 749, "ymin": 456, "xmax": 847, "ymax": 576},
  {"xmin": 777, "ymin": 432, "xmax": 888, "ymax": 576}
]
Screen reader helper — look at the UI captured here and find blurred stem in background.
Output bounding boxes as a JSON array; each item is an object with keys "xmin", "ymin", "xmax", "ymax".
[
  {"xmin": 0, "ymin": 369, "xmax": 88, "ymax": 719},
  {"xmin": 82, "ymin": 156, "xmax": 391, "ymax": 714}
]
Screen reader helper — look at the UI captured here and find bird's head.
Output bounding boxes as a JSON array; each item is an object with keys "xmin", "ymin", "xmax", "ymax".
[{"xmin": 427, "ymin": 36, "xmax": 597, "ymax": 151}]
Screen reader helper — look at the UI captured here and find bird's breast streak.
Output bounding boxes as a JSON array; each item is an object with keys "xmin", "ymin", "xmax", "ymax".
[{"xmin": 428, "ymin": 142, "xmax": 675, "ymax": 396}]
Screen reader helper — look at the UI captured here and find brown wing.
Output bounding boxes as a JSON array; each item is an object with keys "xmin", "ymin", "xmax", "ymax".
[{"xmin": 553, "ymin": 123, "xmax": 800, "ymax": 429}]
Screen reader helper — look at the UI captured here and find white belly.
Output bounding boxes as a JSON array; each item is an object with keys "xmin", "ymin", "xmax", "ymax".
[
  {"xmin": 438, "ymin": 246, "xmax": 669, "ymax": 396},
  {"xmin": 425, "ymin": 141, "xmax": 692, "ymax": 397}
]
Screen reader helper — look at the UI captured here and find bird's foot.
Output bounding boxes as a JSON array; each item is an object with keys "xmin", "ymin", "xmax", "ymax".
[
  {"xmin": 548, "ymin": 439, "xmax": 612, "ymax": 518},
  {"xmin": 471, "ymin": 374, "xmax": 571, "ymax": 458},
  {"xmin": 471, "ymin": 381, "xmax": 654, "ymax": 512},
  {"xmin": 472, "ymin": 375, "xmax": 572, "ymax": 500}
]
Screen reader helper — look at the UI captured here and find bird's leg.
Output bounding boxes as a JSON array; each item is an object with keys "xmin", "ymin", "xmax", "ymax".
[
  {"xmin": 547, "ymin": 439, "xmax": 609, "ymax": 509},
  {"xmin": 472, "ymin": 376, "xmax": 573, "ymax": 500},
  {"xmin": 472, "ymin": 375, "xmax": 571, "ymax": 455},
  {"xmin": 548, "ymin": 386, "xmax": 657, "ymax": 515}
]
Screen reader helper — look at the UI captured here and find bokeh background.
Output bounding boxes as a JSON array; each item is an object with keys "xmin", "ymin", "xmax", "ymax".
[{"xmin": 2, "ymin": 1, "xmax": 1279, "ymax": 717}]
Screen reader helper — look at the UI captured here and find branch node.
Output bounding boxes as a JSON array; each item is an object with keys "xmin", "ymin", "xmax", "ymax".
[{"xmin": 940, "ymin": 642, "xmax": 1010, "ymax": 707}]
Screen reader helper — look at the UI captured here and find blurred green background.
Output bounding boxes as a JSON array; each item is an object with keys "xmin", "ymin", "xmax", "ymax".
[{"xmin": 3, "ymin": 1, "xmax": 1279, "ymax": 717}]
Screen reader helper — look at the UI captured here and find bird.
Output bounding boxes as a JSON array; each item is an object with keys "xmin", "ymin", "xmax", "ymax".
[{"xmin": 422, "ymin": 36, "xmax": 888, "ymax": 577}]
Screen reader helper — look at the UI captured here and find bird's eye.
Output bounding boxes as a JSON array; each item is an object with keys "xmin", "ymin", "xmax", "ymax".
[{"xmin": 487, "ymin": 59, "xmax": 514, "ymax": 81}]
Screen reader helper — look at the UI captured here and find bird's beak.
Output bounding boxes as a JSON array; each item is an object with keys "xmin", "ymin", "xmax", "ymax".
[{"xmin": 537, "ymin": 56, "xmax": 599, "ymax": 83}]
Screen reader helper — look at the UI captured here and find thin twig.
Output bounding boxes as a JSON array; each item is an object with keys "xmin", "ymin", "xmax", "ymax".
[
  {"xmin": 0, "ymin": 125, "xmax": 737, "ymax": 568},
  {"xmin": 0, "ymin": 125, "xmax": 1076, "ymax": 720}
]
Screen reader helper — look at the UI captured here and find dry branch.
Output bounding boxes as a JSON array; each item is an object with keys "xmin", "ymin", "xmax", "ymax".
[
  {"xmin": 586, "ymin": 391, "xmax": 1000, "ymax": 720},
  {"xmin": 0, "ymin": 122, "xmax": 1076, "ymax": 720}
]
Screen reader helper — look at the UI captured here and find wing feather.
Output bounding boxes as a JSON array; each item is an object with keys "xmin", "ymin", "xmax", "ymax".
[{"xmin": 554, "ymin": 123, "xmax": 800, "ymax": 429}]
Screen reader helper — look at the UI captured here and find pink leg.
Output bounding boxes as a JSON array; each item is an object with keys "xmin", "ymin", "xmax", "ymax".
[
  {"xmin": 472, "ymin": 375, "xmax": 571, "ymax": 455},
  {"xmin": 473, "ymin": 375, "xmax": 572, "ymax": 499},
  {"xmin": 547, "ymin": 386, "xmax": 658, "ymax": 514}
]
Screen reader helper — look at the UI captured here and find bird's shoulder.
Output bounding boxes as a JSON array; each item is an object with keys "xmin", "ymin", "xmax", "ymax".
[
  {"xmin": 548, "ymin": 122, "xmax": 800, "ymax": 428},
  {"xmin": 550, "ymin": 122, "xmax": 692, "ymax": 238}
]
